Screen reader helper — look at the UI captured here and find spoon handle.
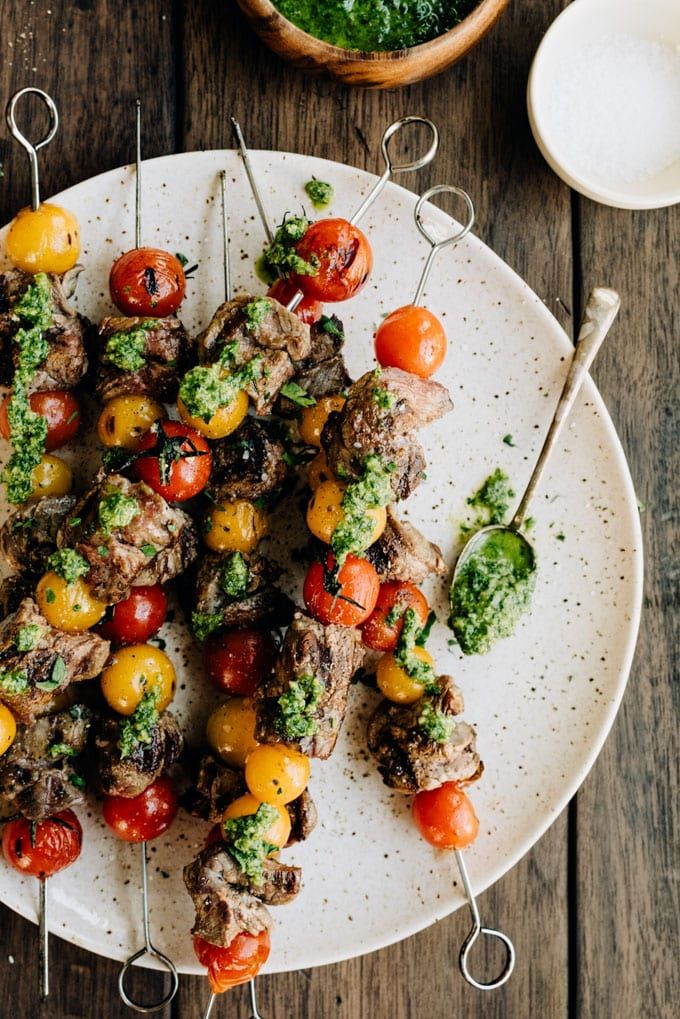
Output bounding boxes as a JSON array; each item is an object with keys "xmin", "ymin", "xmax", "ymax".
[{"xmin": 511, "ymin": 287, "xmax": 620, "ymax": 529}]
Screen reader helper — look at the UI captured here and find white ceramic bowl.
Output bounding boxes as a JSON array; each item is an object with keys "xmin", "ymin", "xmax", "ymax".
[{"xmin": 527, "ymin": 0, "xmax": 680, "ymax": 209}]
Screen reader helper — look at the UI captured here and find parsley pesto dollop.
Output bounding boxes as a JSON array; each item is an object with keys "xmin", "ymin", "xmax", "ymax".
[
  {"xmin": 103, "ymin": 320, "xmax": 156, "ymax": 372},
  {"xmin": 331, "ymin": 454, "xmax": 394, "ymax": 565},
  {"xmin": 274, "ymin": 673, "xmax": 324, "ymax": 740},
  {"xmin": 98, "ymin": 488, "xmax": 141, "ymax": 534},
  {"xmin": 257, "ymin": 214, "xmax": 319, "ymax": 284},
  {"xmin": 178, "ymin": 358, "xmax": 261, "ymax": 422},
  {"xmin": 222, "ymin": 803, "xmax": 279, "ymax": 885},
  {"xmin": 304, "ymin": 178, "xmax": 333, "ymax": 210}
]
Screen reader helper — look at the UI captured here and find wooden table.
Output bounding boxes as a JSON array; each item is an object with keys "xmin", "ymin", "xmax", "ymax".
[{"xmin": 0, "ymin": 2, "xmax": 676, "ymax": 1016}]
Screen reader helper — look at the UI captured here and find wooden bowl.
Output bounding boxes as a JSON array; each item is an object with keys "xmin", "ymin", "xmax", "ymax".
[{"xmin": 236, "ymin": 0, "xmax": 511, "ymax": 88}]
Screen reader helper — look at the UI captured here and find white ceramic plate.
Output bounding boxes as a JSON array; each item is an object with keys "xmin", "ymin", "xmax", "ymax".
[{"xmin": 0, "ymin": 150, "xmax": 643, "ymax": 975}]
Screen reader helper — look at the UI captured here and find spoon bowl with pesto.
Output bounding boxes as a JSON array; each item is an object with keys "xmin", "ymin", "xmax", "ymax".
[{"xmin": 450, "ymin": 287, "xmax": 621, "ymax": 655}]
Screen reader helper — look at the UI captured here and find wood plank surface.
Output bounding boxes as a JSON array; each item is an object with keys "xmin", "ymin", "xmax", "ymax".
[{"xmin": 0, "ymin": 1, "xmax": 675, "ymax": 1017}]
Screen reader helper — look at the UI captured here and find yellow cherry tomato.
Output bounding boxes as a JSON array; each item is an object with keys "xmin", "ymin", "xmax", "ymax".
[
  {"xmin": 203, "ymin": 500, "xmax": 268, "ymax": 554},
  {"xmin": 206, "ymin": 699, "xmax": 259, "ymax": 768},
  {"xmin": 306, "ymin": 479, "xmax": 386, "ymax": 547},
  {"xmin": 299, "ymin": 394, "xmax": 345, "ymax": 447},
  {"xmin": 36, "ymin": 572, "xmax": 106, "ymax": 633},
  {"xmin": 6, "ymin": 203, "xmax": 80, "ymax": 274},
  {"xmin": 177, "ymin": 389, "xmax": 248, "ymax": 440},
  {"xmin": 0, "ymin": 704, "xmax": 17, "ymax": 756},
  {"xmin": 307, "ymin": 449, "xmax": 332, "ymax": 491},
  {"xmin": 28, "ymin": 454, "xmax": 73, "ymax": 500},
  {"xmin": 97, "ymin": 395, "xmax": 165, "ymax": 449},
  {"xmin": 245, "ymin": 744, "xmax": 310, "ymax": 805},
  {"xmin": 376, "ymin": 647, "xmax": 435, "ymax": 705},
  {"xmin": 223, "ymin": 793, "xmax": 291, "ymax": 850},
  {"xmin": 100, "ymin": 644, "xmax": 176, "ymax": 716}
]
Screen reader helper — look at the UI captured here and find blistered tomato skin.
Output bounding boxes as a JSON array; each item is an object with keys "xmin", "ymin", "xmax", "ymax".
[
  {"xmin": 303, "ymin": 553, "xmax": 380, "ymax": 627},
  {"xmin": 293, "ymin": 218, "xmax": 373, "ymax": 302},
  {"xmin": 97, "ymin": 585, "xmax": 168, "ymax": 646},
  {"xmin": 203, "ymin": 500, "xmax": 268, "ymax": 554},
  {"xmin": 110, "ymin": 247, "xmax": 186, "ymax": 317},
  {"xmin": 133, "ymin": 421, "xmax": 212, "ymax": 502},
  {"xmin": 103, "ymin": 776, "xmax": 178, "ymax": 843},
  {"xmin": 97, "ymin": 395, "xmax": 166, "ymax": 450},
  {"xmin": 2, "ymin": 809, "xmax": 83, "ymax": 878},
  {"xmin": 6, "ymin": 203, "xmax": 80, "ymax": 274},
  {"xmin": 193, "ymin": 931, "xmax": 270, "ymax": 994}
]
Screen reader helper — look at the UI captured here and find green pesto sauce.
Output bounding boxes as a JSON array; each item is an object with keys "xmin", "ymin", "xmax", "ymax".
[
  {"xmin": 274, "ymin": 0, "xmax": 477, "ymax": 51},
  {"xmin": 0, "ymin": 667, "xmax": 30, "ymax": 694},
  {"xmin": 220, "ymin": 551, "xmax": 250, "ymax": 599},
  {"xmin": 103, "ymin": 321, "xmax": 156, "ymax": 372},
  {"xmin": 259, "ymin": 214, "xmax": 318, "ymax": 282},
  {"xmin": 394, "ymin": 608, "xmax": 439, "ymax": 693},
  {"xmin": 418, "ymin": 700, "xmax": 454, "ymax": 743},
  {"xmin": 15, "ymin": 623, "xmax": 44, "ymax": 652},
  {"xmin": 223, "ymin": 804, "xmax": 279, "ymax": 886},
  {"xmin": 118, "ymin": 684, "xmax": 161, "ymax": 759},
  {"xmin": 331, "ymin": 454, "xmax": 394, "ymax": 565},
  {"xmin": 449, "ymin": 529, "xmax": 536, "ymax": 656},
  {"xmin": 98, "ymin": 487, "xmax": 141, "ymax": 534},
  {"xmin": 304, "ymin": 178, "xmax": 334, "ymax": 210},
  {"xmin": 191, "ymin": 610, "xmax": 223, "ymax": 641},
  {"xmin": 243, "ymin": 298, "xmax": 272, "ymax": 333},
  {"xmin": 274, "ymin": 673, "xmax": 324, "ymax": 740},
  {"xmin": 178, "ymin": 357, "xmax": 261, "ymax": 422},
  {"xmin": 47, "ymin": 548, "xmax": 90, "ymax": 584},
  {"xmin": 461, "ymin": 467, "xmax": 515, "ymax": 536}
]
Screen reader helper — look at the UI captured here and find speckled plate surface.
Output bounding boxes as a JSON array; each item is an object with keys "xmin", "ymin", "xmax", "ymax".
[{"xmin": 0, "ymin": 150, "xmax": 643, "ymax": 975}]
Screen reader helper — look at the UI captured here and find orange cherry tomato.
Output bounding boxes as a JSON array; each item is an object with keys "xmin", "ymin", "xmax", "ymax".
[
  {"xmin": 362, "ymin": 581, "xmax": 430, "ymax": 652},
  {"xmin": 267, "ymin": 278, "xmax": 322, "ymax": 324},
  {"xmin": 193, "ymin": 931, "xmax": 270, "ymax": 994},
  {"xmin": 2, "ymin": 809, "xmax": 82, "ymax": 878},
  {"xmin": 375, "ymin": 305, "xmax": 447, "ymax": 378},
  {"xmin": 303, "ymin": 552, "xmax": 380, "ymax": 627},
  {"xmin": 0, "ymin": 390, "xmax": 81, "ymax": 451},
  {"xmin": 412, "ymin": 782, "xmax": 480, "ymax": 850},
  {"xmin": 293, "ymin": 218, "xmax": 372, "ymax": 302},
  {"xmin": 109, "ymin": 247, "xmax": 186, "ymax": 317}
]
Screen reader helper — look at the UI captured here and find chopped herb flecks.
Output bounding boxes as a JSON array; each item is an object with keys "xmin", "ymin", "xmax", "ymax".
[
  {"xmin": 222, "ymin": 804, "xmax": 279, "ymax": 885},
  {"xmin": 274, "ymin": 673, "xmax": 324, "ymax": 740}
]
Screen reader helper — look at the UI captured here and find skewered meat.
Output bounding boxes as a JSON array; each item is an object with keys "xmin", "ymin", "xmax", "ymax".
[
  {"xmin": 366, "ymin": 507, "xmax": 447, "ymax": 584},
  {"xmin": 278, "ymin": 314, "xmax": 351, "ymax": 412},
  {"xmin": 0, "ymin": 599, "xmax": 110, "ymax": 724},
  {"xmin": 183, "ymin": 753, "xmax": 246, "ymax": 823},
  {"xmin": 184, "ymin": 843, "xmax": 273, "ymax": 948},
  {"xmin": 285, "ymin": 788, "xmax": 318, "ymax": 846},
  {"xmin": 0, "ymin": 494, "xmax": 77, "ymax": 575},
  {"xmin": 0, "ymin": 705, "xmax": 92, "ymax": 820},
  {"xmin": 190, "ymin": 844, "xmax": 301, "ymax": 907},
  {"xmin": 58, "ymin": 474, "xmax": 198, "ymax": 604},
  {"xmin": 322, "ymin": 367, "xmax": 453, "ymax": 501},
  {"xmin": 0, "ymin": 268, "xmax": 90, "ymax": 391},
  {"xmin": 95, "ymin": 711, "xmax": 183, "ymax": 798},
  {"xmin": 194, "ymin": 552, "xmax": 292, "ymax": 630},
  {"xmin": 0, "ymin": 574, "xmax": 34, "ymax": 618},
  {"xmin": 255, "ymin": 611, "xmax": 364, "ymax": 759},
  {"xmin": 198, "ymin": 295, "xmax": 311, "ymax": 414},
  {"xmin": 95, "ymin": 315, "xmax": 193, "ymax": 403},
  {"xmin": 367, "ymin": 675, "xmax": 482, "ymax": 793},
  {"xmin": 209, "ymin": 418, "xmax": 287, "ymax": 502}
]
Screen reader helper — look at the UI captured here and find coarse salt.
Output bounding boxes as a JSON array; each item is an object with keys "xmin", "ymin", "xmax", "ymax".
[{"xmin": 544, "ymin": 32, "xmax": 680, "ymax": 184}]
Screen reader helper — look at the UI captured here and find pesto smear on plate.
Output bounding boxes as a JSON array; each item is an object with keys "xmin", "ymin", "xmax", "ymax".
[{"xmin": 274, "ymin": 0, "xmax": 478, "ymax": 51}]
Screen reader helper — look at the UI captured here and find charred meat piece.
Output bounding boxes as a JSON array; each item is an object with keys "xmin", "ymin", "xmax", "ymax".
[
  {"xmin": 367, "ymin": 675, "xmax": 482, "ymax": 794},
  {"xmin": 0, "ymin": 268, "xmax": 90, "ymax": 391},
  {"xmin": 366, "ymin": 507, "xmax": 447, "ymax": 584},
  {"xmin": 184, "ymin": 843, "xmax": 273, "ymax": 948},
  {"xmin": 285, "ymin": 788, "xmax": 318, "ymax": 846},
  {"xmin": 255, "ymin": 611, "xmax": 364, "ymax": 759},
  {"xmin": 322, "ymin": 367, "xmax": 453, "ymax": 501},
  {"xmin": 194, "ymin": 552, "xmax": 292, "ymax": 631},
  {"xmin": 95, "ymin": 711, "xmax": 183, "ymax": 798},
  {"xmin": 183, "ymin": 753, "xmax": 246, "ymax": 823},
  {"xmin": 0, "ymin": 705, "xmax": 92, "ymax": 820},
  {"xmin": 0, "ymin": 495, "xmax": 77, "ymax": 575},
  {"xmin": 58, "ymin": 474, "xmax": 198, "ymax": 604},
  {"xmin": 209, "ymin": 418, "xmax": 287, "ymax": 502},
  {"xmin": 278, "ymin": 314, "xmax": 351, "ymax": 413},
  {"xmin": 191, "ymin": 844, "xmax": 301, "ymax": 907},
  {"xmin": 0, "ymin": 599, "xmax": 110, "ymax": 724},
  {"xmin": 198, "ymin": 295, "xmax": 311, "ymax": 414},
  {"xmin": 95, "ymin": 315, "xmax": 193, "ymax": 403}
]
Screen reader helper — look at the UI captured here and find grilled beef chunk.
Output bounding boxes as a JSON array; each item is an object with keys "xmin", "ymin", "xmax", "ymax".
[
  {"xmin": 0, "ymin": 599, "xmax": 110, "ymax": 723},
  {"xmin": 95, "ymin": 711, "xmax": 183, "ymax": 798},
  {"xmin": 366, "ymin": 507, "xmax": 447, "ymax": 584},
  {"xmin": 0, "ymin": 495, "xmax": 77, "ymax": 575},
  {"xmin": 0, "ymin": 269, "xmax": 90, "ymax": 390},
  {"xmin": 195, "ymin": 552, "xmax": 292, "ymax": 631},
  {"xmin": 95, "ymin": 316, "xmax": 193, "ymax": 403},
  {"xmin": 198, "ymin": 295, "xmax": 311, "ymax": 414},
  {"xmin": 0, "ymin": 705, "xmax": 92, "ymax": 820},
  {"xmin": 192, "ymin": 844, "xmax": 301, "ymax": 907},
  {"xmin": 322, "ymin": 367, "xmax": 453, "ymax": 501},
  {"xmin": 255, "ymin": 611, "xmax": 364, "ymax": 759},
  {"xmin": 367, "ymin": 675, "xmax": 482, "ymax": 793},
  {"xmin": 183, "ymin": 753, "xmax": 247, "ymax": 823},
  {"xmin": 278, "ymin": 314, "xmax": 351, "ymax": 413},
  {"xmin": 209, "ymin": 418, "xmax": 287, "ymax": 502},
  {"xmin": 58, "ymin": 474, "xmax": 198, "ymax": 604},
  {"xmin": 285, "ymin": 788, "xmax": 318, "ymax": 846},
  {"xmin": 0, "ymin": 575, "xmax": 34, "ymax": 618},
  {"xmin": 184, "ymin": 844, "xmax": 273, "ymax": 948}
]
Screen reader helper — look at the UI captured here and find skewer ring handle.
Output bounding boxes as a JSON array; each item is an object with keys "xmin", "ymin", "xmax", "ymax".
[
  {"xmin": 5, "ymin": 88, "xmax": 59, "ymax": 211},
  {"xmin": 380, "ymin": 116, "xmax": 439, "ymax": 176},
  {"xmin": 118, "ymin": 945, "xmax": 179, "ymax": 1013},
  {"xmin": 415, "ymin": 184, "xmax": 475, "ymax": 250},
  {"xmin": 459, "ymin": 923, "xmax": 516, "ymax": 991}
]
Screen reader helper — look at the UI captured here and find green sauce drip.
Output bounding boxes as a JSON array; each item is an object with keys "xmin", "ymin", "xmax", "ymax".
[
  {"xmin": 259, "ymin": 214, "xmax": 318, "ymax": 282},
  {"xmin": 178, "ymin": 357, "xmax": 261, "ymax": 422},
  {"xmin": 275, "ymin": 673, "xmax": 324, "ymax": 740},
  {"xmin": 118, "ymin": 683, "xmax": 161, "ymax": 759},
  {"xmin": 220, "ymin": 552, "xmax": 250, "ymax": 599},
  {"xmin": 222, "ymin": 804, "xmax": 279, "ymax": 886},
  {"xmin": 103, "ymin": 321, "xmax": 157, "ymax": 372},
  {"xmin": 331, "ymin": 454, "xmax": 394, "ymax": 565}
]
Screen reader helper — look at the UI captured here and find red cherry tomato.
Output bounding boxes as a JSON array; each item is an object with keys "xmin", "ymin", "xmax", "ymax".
[
  {"xmin": 109, "ymin": 247, "xmax": 186, "ymax": 317},
  {"xmin": 293, "ymin": 218, "xmax": 372, "ymax": 303},
  {"xmin": 97, "ymin": 585, "xmax": 168, "ymax": 646},
  {"xmin": 0, "ymin": 389, "xmax": 81, "ymax": 451},
  {"xmin": 303, "ymin": 553, "xmax": 379, "ymax": 627},
  {"xmin": 267, "ymin": 278, "xmax": 323, "ymax": 324},
  {"xmin": 193, "ymin": 931, "xmax": 270, "ymax": 994},
  {"xmin": 361, "ymin": 581, "xmax": 430, "ymax": 652},
  {"xmin": 412, "ymin": 782, "xmax": 479, "ymax": 850},
  {"xmin": 375, "ymin": 305, "xmax": 447, "ymax": 378},
  {"xmin": 102, "ymin": 776, "xmax": 178, "ymax": 843},
  {"xmin": 2, "ymin": 810, "xmax": 82, "ymax": 878},
  {"xmin": 133, "ymin": 421, "xmax": 211, "ymax": 501},
  {"xmin": 205, "ymin": 628, "xmax": 277, "ymax": 697}
]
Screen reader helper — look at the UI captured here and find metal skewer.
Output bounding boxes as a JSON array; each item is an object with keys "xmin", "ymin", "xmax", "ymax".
[
  {"xmin": 135, "ymin": 97, "xmax": 143, "ymax": 248},
  {"xmin": 412, "ymin": 184, "xmax": 476, "ymax": 304},
  {"xmin": 455, "ymin": 849, "xmax": 515, "ymax": 990},
  {"xmin": 5, "ymin": 87, "xmax": 60, "ymax": 211},
  {"xmin": 231, "ymin": 118, "xmax": 274, "ymax": 244},
  {"xmin": 202, "ymin": 978, "xmax": 264, "ymax": 1019},
  {"xmin": 38, "ymin": 877, "xmax": 49, "ymax": 999},
  {"xmin": 118, "ymin": 841, "xmax": 179, "ymax": 1012}
]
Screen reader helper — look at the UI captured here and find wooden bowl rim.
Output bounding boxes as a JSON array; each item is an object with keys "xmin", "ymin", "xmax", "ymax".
[{"xmin": 239, "ymin": 0, "xmax": 510, "ymax": 61}]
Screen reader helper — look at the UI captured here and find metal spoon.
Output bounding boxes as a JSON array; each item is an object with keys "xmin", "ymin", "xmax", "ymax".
[{"xmin": 452, "ymin": 286, "xmax": 621, "ymax": 595}]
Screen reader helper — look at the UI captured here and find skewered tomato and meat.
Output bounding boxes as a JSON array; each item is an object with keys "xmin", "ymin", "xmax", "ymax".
[
  {"xmin": 132, "ymin": 421, "xmax": 212, "ymax": 502},
  {"xmin": 208, "ymin": 417, "xmax": 287, "ymax": 503},
  {"xmin": 95, "ymin": 315, "xmax": 193, "ymax": 404},
  {"xmin": 365, "ymin": 507, "xmax": 447, "ymax": 585},
  {"xmin": 195, "ymin": 553, "xmax": 292, "ymax": 636},
  {"xmin": 0, "ymin": 494, "xmax": 76, "ymax": 576}
]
